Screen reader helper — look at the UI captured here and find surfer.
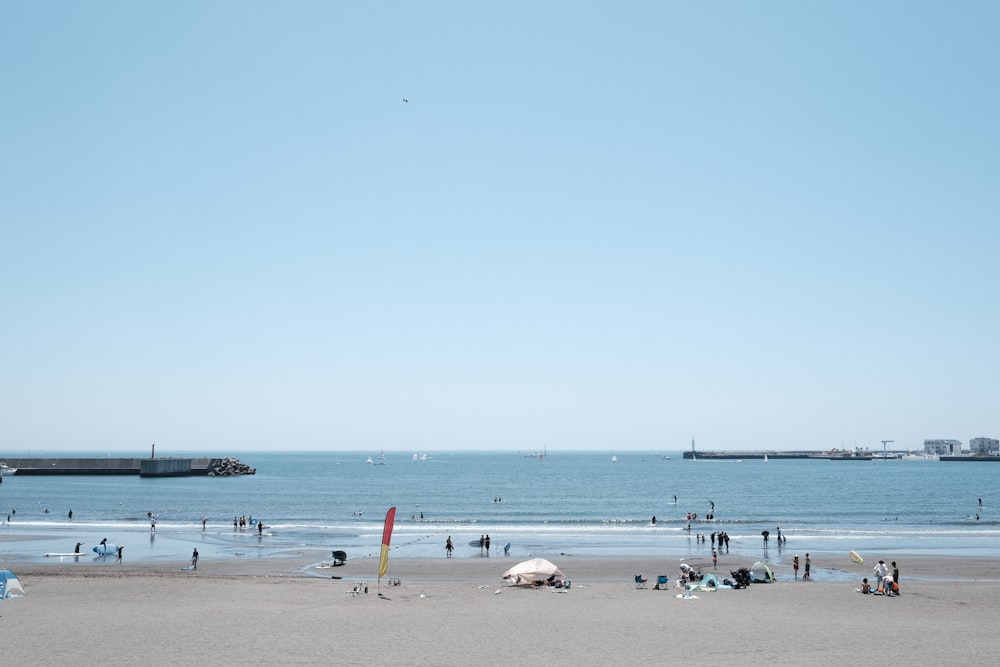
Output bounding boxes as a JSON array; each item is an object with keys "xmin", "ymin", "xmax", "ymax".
[
  {"xmin": 445, "ymin": 536, "xmax": 454, "ymax": 557},
  {"xmin": 116, "ymin": 545, "xmax": 123, "ymax": 564},
  {"xmin": 192, "ymin": 548, "xmax": 199, "ymax": 570},
  {"xmin": 258, "ymin": 520, "xmax": 264, "ymax": 535},
  {"xmin": 75, "ymin": 542, "xmax": 83, "ymax": 554}
]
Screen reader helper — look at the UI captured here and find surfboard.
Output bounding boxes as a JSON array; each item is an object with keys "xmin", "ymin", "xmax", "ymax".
[
  {"xmin": 44, "ymin": 552, "xmax": 85, "ymax": 557},
  {"xmin": 92, "ymin": 544, "xmax": 119, "ymax": 555},
  {"xmin": 850, "ymin": 550, "xmax": 863, "ymax": 564},
  {"xmin": 181, "ymin": 565, "xmax": 195, "ymax": 571}
]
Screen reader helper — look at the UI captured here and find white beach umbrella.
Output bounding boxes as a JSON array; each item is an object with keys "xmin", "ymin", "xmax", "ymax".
[{"xmin": 501, "ymin": 558, "xmax": 564, "ymax": 585}]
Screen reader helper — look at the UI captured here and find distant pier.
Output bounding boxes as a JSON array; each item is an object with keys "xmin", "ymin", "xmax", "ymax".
[
  {"xmin": 0, "ymin": 457, "xmax": 256, "ymax": 477},
  {"xmin": 683, "ymin": 451, "xmax": 999, "ymax": 462},
  {"xmin": 682, "ymin": 451, "xmax": 821, "ymax": 460}
]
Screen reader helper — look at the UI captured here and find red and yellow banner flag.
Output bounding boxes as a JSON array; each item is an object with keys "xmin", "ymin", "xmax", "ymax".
[{"xmin": 378, "ymin": 507, "xmax": 396, "ymax": 579}]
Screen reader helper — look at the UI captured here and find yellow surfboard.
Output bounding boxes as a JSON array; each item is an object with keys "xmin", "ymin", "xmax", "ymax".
[{"xmin": 850, "ymin": 550, "xmax": 863, "ymax": 565}]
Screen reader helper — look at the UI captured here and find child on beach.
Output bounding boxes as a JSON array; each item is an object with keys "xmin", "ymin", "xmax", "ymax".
[{"xmin": 793, "ymin": 555, "xmax": 799, "ymax": 580}]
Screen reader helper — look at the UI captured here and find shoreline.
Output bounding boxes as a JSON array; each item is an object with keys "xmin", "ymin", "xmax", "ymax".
[{"xmin": 9, "ymin": 551, "xmax": 1000, "ymax": 583}]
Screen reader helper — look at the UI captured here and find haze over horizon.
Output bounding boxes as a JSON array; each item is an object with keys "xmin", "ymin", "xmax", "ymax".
[{"xmin": 3, "ymin": 3, "xmax": 997, "ymax": 453}]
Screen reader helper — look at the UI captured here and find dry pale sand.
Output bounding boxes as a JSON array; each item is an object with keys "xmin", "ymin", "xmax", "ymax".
[{"xmin": 2, "ymin": 551, "xmax": 999, "ymax": 666}]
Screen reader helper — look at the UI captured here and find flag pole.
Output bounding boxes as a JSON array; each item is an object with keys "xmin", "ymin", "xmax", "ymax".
[{"xmin": 378, "ymin": 506, "xmax": 396, "ymax": 599}]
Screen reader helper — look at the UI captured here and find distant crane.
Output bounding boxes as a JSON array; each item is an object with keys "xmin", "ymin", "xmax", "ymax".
[{"xmin": 881, "ymin": 440, "xmax": 894, "ymax": 459}]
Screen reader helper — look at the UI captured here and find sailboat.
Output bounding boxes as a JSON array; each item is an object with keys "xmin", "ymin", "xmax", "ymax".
[{"xmin": 764, "ymin": 454, "xmax": 769, "ymax": 464}]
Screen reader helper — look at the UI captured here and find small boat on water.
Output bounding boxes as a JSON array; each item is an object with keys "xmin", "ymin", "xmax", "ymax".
[{"xmin": 0, "ymin": 463, "xmax": 16, "ymax": 476}]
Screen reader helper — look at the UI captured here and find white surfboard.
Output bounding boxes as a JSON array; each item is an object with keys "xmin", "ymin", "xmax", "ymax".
[{"xmin": 44, "ymin": 552, "xmax": 86, "ymax": 557}]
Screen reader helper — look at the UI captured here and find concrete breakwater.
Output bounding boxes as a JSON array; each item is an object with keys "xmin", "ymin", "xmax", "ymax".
[{"xmin": 0, "ymin": 456, "xmax": 256, "ymax": 477}]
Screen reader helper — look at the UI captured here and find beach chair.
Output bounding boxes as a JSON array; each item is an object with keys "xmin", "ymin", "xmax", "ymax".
[
  {"xmin": 654, "ymin": 575, "xmax": 669, "ymax": 590},
  {"xmin": 331, "ymin": 550, "xmax": 347, "ymax": 566},
  {"xmin": 634, "ymin": 574, "xmax": 648, "ymax": 589}
]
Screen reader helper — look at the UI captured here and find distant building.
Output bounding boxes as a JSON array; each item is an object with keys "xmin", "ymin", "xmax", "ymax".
[
  {"xmin": 924, "ymin": 439, "xmax": 962, "ymax": 455},
  {"xmin": 969, "ymin": 437, "xmax": 999, "ymax": 455}
]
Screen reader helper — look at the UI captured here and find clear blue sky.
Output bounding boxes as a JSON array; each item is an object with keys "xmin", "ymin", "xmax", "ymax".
[{"xmin": 2, "ymin": 2, "xmax": 998, "ymax": 453}]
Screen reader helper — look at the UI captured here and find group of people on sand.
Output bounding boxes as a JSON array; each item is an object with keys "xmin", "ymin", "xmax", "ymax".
[{"xmin": 861, "ymin": 560, "xmax": 900, "ymax": 595}]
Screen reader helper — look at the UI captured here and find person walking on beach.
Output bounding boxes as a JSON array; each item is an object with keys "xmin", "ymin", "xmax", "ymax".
[
  {"xmin": 803, "ymin": 553, "xmax": 811, "ymax": 579},
  {"xmin": 150, "ymin": 515, "xmax": 156, "ymax": 531},
  {"xmin": 116, "ymin": 545, "xmax": 124, "ymax": 564},
  {"xmin": 761, "ymin": 530, "xmax": 770, "ymax": 547},
  {"xmin": 485, "ymin": 534, "xmax": 492, "ymax": 556},
  {"xmin": 479, "ymin": 535, "xmax": 485, "ymax": 553},
  {"xmin": 202, "ymin": 516, "xmax": 208, "ymax": 530},
  {"xmin": 445, "ymin": 536, "xmax": 454, "ymax": 558},
  {"xmin": 793, "ymin": 555, "xmax": 800, "ymax": 580},
  {"xmin": 712, "ymin": 550, "xmax": 717, "ymax": 569},
  {"xmin": 192, "ymin": 548, "xmax": 199, "ymax": 570}
]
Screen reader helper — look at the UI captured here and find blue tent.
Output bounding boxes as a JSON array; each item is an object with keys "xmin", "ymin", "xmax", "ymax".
[{"xmin": 0, "ymin": 569, "xmax": 25, "ymax": 604}]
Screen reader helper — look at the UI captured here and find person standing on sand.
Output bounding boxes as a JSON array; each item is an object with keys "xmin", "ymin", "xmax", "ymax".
[
  {"xmin": 116, "ymin": 545, "xmax": 124, "ymax": 564},
  {"xmin": 793, "ymin": 555, "xmax": 799, "ymax": 580},
  {"xmin": 485, "ymin": 534, "xmax": 491, "ymax": 556},
  {"xmin": 712, "ymin": 551, "xmax": 717, "ymax": 569},
  {"xmin": 803, "ymin": 553, "xmax": 811, "ymax": 579},
  {"xmin": 445, "ymin": 536, "xmax": 454, "ymax": 557},
  {"xmin": 192, "ymin": 548, "xmax": 199, "ymax": 570}
]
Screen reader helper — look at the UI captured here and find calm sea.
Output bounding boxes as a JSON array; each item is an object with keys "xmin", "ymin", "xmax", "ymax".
[{"xmin": 1, "ymin": 451, "xmax": 996, "ymax": 577}]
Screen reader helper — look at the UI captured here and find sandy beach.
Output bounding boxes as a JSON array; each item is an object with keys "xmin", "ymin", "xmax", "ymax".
[{"xmin": 3, "ymin": 548, "xmax": 998, "ymax": 665}]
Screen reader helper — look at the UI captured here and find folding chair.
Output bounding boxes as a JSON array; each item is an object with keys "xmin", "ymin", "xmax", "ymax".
[{"xmin": 634, "ymin": 574, "xmax": 648, "ymax": 589}]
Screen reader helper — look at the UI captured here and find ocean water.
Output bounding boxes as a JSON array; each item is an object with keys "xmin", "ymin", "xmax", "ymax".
[{"xmin": 1, "ymin": 451, "xmax": 996, "ymax": 577}]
